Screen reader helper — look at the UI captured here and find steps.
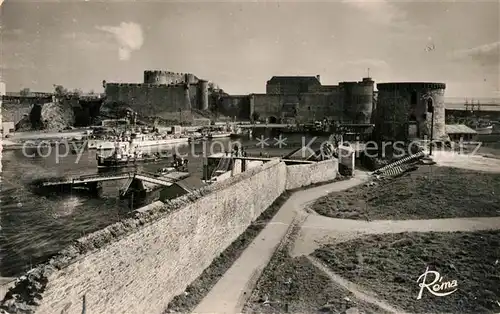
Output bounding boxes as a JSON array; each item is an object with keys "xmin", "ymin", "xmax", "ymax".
[{"xmin": 373, "ymin": 151, "xmax": 426, "ymax": 178}]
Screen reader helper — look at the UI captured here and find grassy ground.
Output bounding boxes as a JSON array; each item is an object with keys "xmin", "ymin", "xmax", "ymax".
[
  {"xmin": 312, "ymin": 165, "xmax": 500, "ymax": 220},
  {"xmin": 313, "ymin": 230, "xmax": 500, "ymax": 313},
  {"xmin": 243, "ymin": 248, "xmax": 390, "ymax": 314}
]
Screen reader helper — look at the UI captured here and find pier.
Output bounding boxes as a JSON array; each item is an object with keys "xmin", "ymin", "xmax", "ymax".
[{"xmin": 37, "ymin": 170, "xmax": 190, "ymax": 200}]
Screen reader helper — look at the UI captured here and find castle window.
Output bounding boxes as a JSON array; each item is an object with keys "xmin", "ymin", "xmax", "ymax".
[{"xmin": 411, "ymin": 91, "xmax": 417, "ymax": 105}]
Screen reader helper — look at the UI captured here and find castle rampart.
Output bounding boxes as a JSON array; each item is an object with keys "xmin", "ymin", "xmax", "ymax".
[
  {"xmin": 105, "ymin": 82, "xmax": 199, "ymax": 116},
  {"xmin": 143, "ymin": 71, "xmax": 199, "ymax": 85}
]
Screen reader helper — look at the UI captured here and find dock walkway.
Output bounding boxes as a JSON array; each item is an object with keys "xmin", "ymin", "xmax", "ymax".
[{"xmin": 40, "ymin": 171, "xmax": 189, "ymax": 188}]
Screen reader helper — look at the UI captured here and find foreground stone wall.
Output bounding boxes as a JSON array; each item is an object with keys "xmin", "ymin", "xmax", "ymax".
[
  {"xmin": 1, "ymin": 159, "xmax": 339, "ymax": 314},
  {"xmin": 285, "ymin": 159, "xmax": 338, "ymax": 190},
  {"xmin": 1, "ymin": 160, "xmax": 287, "ymax": 314}
]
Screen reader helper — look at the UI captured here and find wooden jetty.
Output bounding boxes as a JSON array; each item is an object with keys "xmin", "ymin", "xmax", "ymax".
[
  {"xmin": 40, "ymin": 171, "xmax": 187, "ymax": 188},
  {"xmin": 37, "ymin": 170, "xmax": 191, "ymax": 204}
]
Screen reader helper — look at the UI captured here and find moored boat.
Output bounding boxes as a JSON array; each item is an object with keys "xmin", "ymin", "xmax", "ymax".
[
  {"xmin": 208, "ymin": 132, "xmax": 231, "ymax": 139},
  {"xmin": 475, "ymin": 124, "xmax": 493, "ymax": 135},
  {"xmin": 96, "ymin": 141, "xmax": 172, "ymax": 169},
  {"xmin": 89, "ymin": 135, "xmax": 189, "ymax": 150}
]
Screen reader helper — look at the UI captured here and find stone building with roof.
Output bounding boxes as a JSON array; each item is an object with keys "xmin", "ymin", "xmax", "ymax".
[
  {"xmin": 217, "ymin": 75, "xmax": 375, "ymax": 124},
  {"xmin": 445, "ymin": 124, "xmax": 477, "ymax": 141}
]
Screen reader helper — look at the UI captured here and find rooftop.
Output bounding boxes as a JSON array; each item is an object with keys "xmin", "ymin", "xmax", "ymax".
[
  {"xmin": 377, "ymin": 82, "xmax": 446, "ymax": 90},
  {"xmin": 267, "ymin": 76, "xmax": 321, "ymax": 85}
]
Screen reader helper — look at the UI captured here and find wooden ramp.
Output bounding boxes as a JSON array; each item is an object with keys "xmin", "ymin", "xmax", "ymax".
[
  {"xmin": 41, "ymin": 172, "xmax": 133, "ymax": 187},
  {"xmin": 40, "ymin": 171, "xmax": 190, "ymax": 188}
]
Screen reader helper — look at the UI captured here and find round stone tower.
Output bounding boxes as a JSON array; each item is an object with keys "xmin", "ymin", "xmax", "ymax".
[
  {"xmin": 198, "ymin": 80, "xmax": 209, "ymax": 110},
  {"xmin": 356, "ymin": 77, "xmax": 375, "ymax": 124},
  {"xmin": 339, "ymin": 78, "xmax": 374, "ymax": 124},
  {"xmin": 184, "ymin": 73, "xmax": 197, "ymax": 85},
  {"xmin": 143, "ymin": 70, "xmax": 169, "ymax": 85},
  {"xmin": 375, "ymin": 82, "xmax": 446, "ymax": 141},
  {"xmin": 183, "ymin": 83, "xmax": 191, "ymax": 110}
]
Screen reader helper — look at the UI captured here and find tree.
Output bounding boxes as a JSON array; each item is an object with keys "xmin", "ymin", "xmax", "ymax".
[
  {"xmin": 54, "ymin": 85, "xmax": 68, "ymax": 96},
  {"xmin": 71, "ymin": 88, "xmax": 82, "ymax": 96}
]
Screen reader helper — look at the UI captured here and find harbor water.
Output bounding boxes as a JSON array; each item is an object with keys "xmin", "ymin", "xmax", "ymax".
[{"xmin": 0, "ymin": 131, "xmax": 328, "ymax": 277}]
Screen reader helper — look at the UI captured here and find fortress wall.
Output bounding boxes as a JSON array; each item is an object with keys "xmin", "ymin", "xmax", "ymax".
[
  {"xmin": 2, "ymin": 160, "xmax": 288, "ymax": 314},
  {"xmin": 105, "ymin": 83, "xmax": 190, "ymax": 116},
  {"xmin": 251, "ymin": 94, "xmax": 281, "ymax": 120},
  {"xmin": 252, "ymin": 93, "xmax": 341, "ymax": 123},
  {"xmin": 296, "ymin": 93, "xmax": 340, "ymax": 121},
  {"xmin": 285, "ymin": 159, "xmax": 338, "ymax": 190},
  {"xmin": 218, "ymin": 95, "xmax": 251, "ymax": 120}
]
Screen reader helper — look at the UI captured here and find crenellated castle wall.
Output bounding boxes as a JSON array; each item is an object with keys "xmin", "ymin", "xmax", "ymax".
[
  {"xmin": 105, "ymin": 71, "xmax": 209, "ymax": 117},
  {"xmin": 105, "ymin": 83, "xmax": 199, "ymax": 117},
  {"xmin": 143, "ymin": 71, "xmax": 198, "ymax": 85}
]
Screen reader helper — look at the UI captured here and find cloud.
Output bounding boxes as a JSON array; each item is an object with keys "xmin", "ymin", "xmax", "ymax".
[
  {"xmin": 449, "ymin": 41, "xmax": 500, "ymax": 66},
  {"xmin": 96, "ymin": 22, "xmax": 143, "ymax": 61},
  {"xmin": 341, "ymin": 0, "xmax": 406, "ymax": 26}
]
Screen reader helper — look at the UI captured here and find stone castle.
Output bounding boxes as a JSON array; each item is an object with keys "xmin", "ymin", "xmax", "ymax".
[
  {"xmin": 104, "ymin": 70, "xmax": 375, "ymax": 124},
  {"xmin": 104, "ymin": 70, "xmax": 209, "ymax": 118}
]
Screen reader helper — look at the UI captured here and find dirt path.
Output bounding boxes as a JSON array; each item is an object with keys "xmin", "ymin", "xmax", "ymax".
[
  {"xmin": 431, "ymin": 151, "xmax": 500, "ymax": 173},
  {"xmin": 193, "ymin": 164, "xmax": 500, "ymax": 313},
  {"xmin": 192, "ymin": 172, "xmax": 370, "ymax": 314},
  {"xmin": 292, "ymin": 216, "xmax": 500, "ymax": 256},
  {"xmin": 306, "ymin": 256, "xmax": 407, "ymax": 314}
]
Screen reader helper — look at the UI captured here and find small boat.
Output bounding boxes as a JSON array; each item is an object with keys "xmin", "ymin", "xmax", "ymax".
[
  {"xmin": 475, "ymin": 124, "xmax": 493, "ymax": 135},
  {"xmin": 208, "ymin": 132, "xmax": 231, "ymax": 139},
  {"xmin": 89, "ymin": 131, "xmax": 189, "ymax": 150},
  {"xmin": 229, "ymin": 127, "xmax": 251, "ymax": 139},
  {"xmin": 187, "ymin": 132, "xmax": 207, "ymax": 142},
  {"xmin": 96, "ymin": 143, "xmax": 170, "ymax": 169},
  {"xmin": 154, "ymin": 166, "xmax": 176, "ymax": 176}
]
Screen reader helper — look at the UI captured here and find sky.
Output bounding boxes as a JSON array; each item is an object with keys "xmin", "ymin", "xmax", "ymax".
[{"xmin": 0, "ymin": 0, "xmax": 499, "ymax": 98}]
